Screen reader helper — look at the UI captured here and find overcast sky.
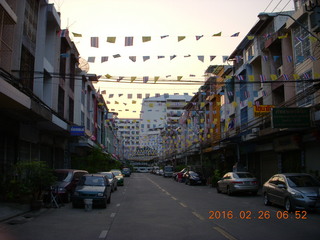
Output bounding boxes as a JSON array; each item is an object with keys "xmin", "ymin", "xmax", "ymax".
[{"xmin": 49, "ymin": 0, "xmax": 294, "ymax": 118}]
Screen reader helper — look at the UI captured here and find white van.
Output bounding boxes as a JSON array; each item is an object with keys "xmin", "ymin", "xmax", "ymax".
[{"xmin": 163, "ymin": 166, "xmax": 174, "ymax": 177}]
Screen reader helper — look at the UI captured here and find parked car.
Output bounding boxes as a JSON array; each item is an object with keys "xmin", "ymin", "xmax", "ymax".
[
  {"xmin": 72, "ymin": 174, "xmax": 111, "ymax": 208},
  {"xmin": 122, "ymin": 168, "xmax": 131, "ymax": 177},
  {"xmin": 53, "ymin": 169, "xmax": 88, "ymax": 202},
  {"xmin": 263, "ymin": 173, "xmax": 320, "ymax": 211},
  {"xmin": 216, "ymin": 172, "xmax": 259, "ymax": 195},
  {"xmin": 184, "ymin": 171, "xmax": 206, "ymax": 185},
  {"xmin": 111, "ymin": 169, "xmax": 124, "ymax": 186},
  {"xmin": 163, "ymin": 166, "xmax": 174, "ymax": 177},
  {"xmin": 98, "ymin": 172, "xmax": 118, "ymax": 192}
]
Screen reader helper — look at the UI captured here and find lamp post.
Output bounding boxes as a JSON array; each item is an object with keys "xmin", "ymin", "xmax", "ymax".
[{"xmin": 257, "ymin": 12, "xmax": 320, "ymax": 43}]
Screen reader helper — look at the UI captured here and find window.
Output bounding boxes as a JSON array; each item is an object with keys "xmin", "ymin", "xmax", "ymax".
[
  {"xmin": 240, "ymin": 107, "xmax": 248, "ymax": 127},
  {"xmin": 292, "ymin": 16, "xmax": 310, "ymax": 65},
  {"xmin": 23, "ymin": 0, "xmax": 39, "ymax": 44},
  {"xmin": 296, "ymin": 70, "xmax": 313, "ymax": 106}
]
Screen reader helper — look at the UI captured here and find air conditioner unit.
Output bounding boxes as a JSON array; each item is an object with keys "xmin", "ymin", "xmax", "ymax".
[{"xmin": 277, "ymin": 66, "xmax": 283, "ymax": 77}]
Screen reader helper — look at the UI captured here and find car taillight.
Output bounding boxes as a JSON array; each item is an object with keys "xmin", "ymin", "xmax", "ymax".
[{"xmin": 252, "ymin": 181, "xmax": 258, "ymax": 185}]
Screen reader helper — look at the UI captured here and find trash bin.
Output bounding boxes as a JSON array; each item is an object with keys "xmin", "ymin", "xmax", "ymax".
[{"xmin": 84, "ymin": 199, "xmax": 93, "ymax": 211}]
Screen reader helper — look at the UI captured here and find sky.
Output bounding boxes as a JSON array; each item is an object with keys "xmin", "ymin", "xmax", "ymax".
[{"xmin": 49, "ymin": 0, "xmax": 295, "ymax": 118}]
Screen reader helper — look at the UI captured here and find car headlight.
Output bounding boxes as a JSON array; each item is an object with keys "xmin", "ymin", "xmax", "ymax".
[
  {"xmin": 97, "ymin": 193, "xmax": 104, "ymax": 197},
  {"xmin": 291, "ymin": 191, "xmax": 304, "ymax": 199},
  {"xmin": 58, "ymin": 187, "xmax": 65, "ymax": 192}
]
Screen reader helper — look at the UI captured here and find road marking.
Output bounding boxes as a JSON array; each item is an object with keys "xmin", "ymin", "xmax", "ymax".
[
  {"xmin": 179, "ymin": 202, "xmax": 187, "ymax": 208},
  {"xmin": 171, "ymin": 196, "xmax": 177, "ymax": 200},
  {"xmin": 116, "ymin": 203, "xmax": 120, "ymax": 207},
  {"xmin": 213, "ymin": 227, "xmax": 238, "ymax": 240},
  {"xmin": 99, "ymin": 230, "xmax": 108, "ymax": 238},
  {"xmin": 192, "ymin": 211, "xmax": 205, "ymax": 221},
  {"xmin": 110, "ymin": 213, "xmax": 116, "ymax": 218}
]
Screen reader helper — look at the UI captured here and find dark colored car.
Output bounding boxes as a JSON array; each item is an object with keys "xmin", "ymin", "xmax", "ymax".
[
  {"xmin": 263, "ymin": 173, "xmax": 320, "ymax": 211},
  {"xmin": 122, "ymin": 168, "xmax": 131, "ymax": 177},
  {"xmin": 98, "ymin": 172, "xmax": 118, "ymax": 192},
  {"xmin": 53, "ymin": 169, "xmax": 88, "ymax": 202},
  {"xmin": 72, "ymin": 174, "xmax": 112, "ymax": 208},
  {"xmin": 217, "ymin": 172, "xmax": 259, "ymax": 195},
  {"xmin": 184, "ymin": 171, "xmax": 206, "ymax": 185}
]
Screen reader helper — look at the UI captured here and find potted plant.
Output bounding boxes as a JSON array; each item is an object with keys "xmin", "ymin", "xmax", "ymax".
[{"xmin": 13, "ymin": 161, "xmax": 56, "ymax": 210}]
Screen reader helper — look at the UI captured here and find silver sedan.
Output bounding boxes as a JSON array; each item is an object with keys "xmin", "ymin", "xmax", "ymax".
[{"xmin": 217, "ymin": 172, "xmax": 259, "ymax": 195}]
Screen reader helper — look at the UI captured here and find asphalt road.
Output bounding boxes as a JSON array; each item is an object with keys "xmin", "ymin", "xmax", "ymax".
[{"xmin": 1, "ymin": 173, "xmax": 320, "ymax": 240}]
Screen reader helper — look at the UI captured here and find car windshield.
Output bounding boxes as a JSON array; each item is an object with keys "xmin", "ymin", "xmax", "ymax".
[
  {"xmin": 189, "ymin": 172, "xmax": 198, "ymax": 177},
  {"xmin": 104, "ymin": 173, "xmax": 113, "ymax": 179},
  {"xmin": 286, "ymin": 175, "xmax": 320, "ymax": 188},
  {"xmin": 235, "ymin": 173, "xmax": 254, "ymax": 178},
  {"xmin": 54, "ymin": 171, "xmax": 72, "ymax": 181},
  {"xmin": 79, "ymin": 176, "xmax": 105, "ymax": 186},
  {"xmin": 164, "ymin": 166, "xmax": 173, "ymax": 171},
  {"xmin": 112, "ymin": 171, "xmax": 122, "ymax": 176}
]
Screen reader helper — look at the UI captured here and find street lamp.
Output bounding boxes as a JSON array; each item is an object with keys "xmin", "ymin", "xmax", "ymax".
[{"xmin": 257, "ymin": 12, "xmax": 320, "ymax": 42}]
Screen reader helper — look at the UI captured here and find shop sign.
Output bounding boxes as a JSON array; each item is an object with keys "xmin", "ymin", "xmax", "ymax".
[
  {"xmin": 70, "ymin": 126, "xmax": 85, "ymax": 136},
  {"xmin": 272, "ymin": 108, "xmax": 311, "ymax": 128},
  {"xmin": 254, "ymin": 105, "xmax": 274, "ymax": 117}
]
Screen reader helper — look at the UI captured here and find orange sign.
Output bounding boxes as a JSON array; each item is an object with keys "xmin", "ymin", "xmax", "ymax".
[{"xmin": 254, "ymin": 105, "xmax": 274, "ymax": 117}]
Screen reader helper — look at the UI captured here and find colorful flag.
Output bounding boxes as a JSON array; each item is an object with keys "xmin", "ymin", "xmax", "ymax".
[
  {"xmin": 270, "ymin": 74, "xmax": 278, "ymax": 81},
  {"xmin": 198, "ymin": 56, "xmax": 204, "ymax": 62},
  {"xmin": 129, "ymin": 56, "xmax": 136, "ymax": 62},
  {"xmin": 130, "ymin": 77, "xmax": 136, "ymax": 83},
  {"xmin": 278, "ymin": 33, "xmax": 288, "ymax": 39},
  {"xmin": 287, "ymin": 55, "xmax": 293, "ymax": 63},
  {"xmin": 113, "ymin": 54, "xmax": 121, "ymax": 58},
  {"xmin": 60, "ymin": 53, "xmax": 70, "ymax": 58},
  {"xmin": 184, "ymin": 54, "xmax": 191, "ymax": 57},
  {"xmin": 231, "ymin": 32, "xmax": 240, "ymax": 37},
  {"xmin": 58, "ymin": 29, "xmax": 68, "ymax": 37},
  {"xmin": 143, "ymin": 76, "xmax": 149, "ymax": 83},
  {"xmin": 196, "ymin": 35, "xmax": 203, "ymax": 40},
  {"xmin": 91, "ymin": 37, "xmax": 99, "ymax": 48},
  {"xmin": 107, "ymin": 37, "xmax": 116, "ymax": 43},
  {"xmin": 125, "ymin": 36, "xmax": 134, "ymax": 46},
  {"xmin": 259, "ymin": 75, "xmax": 266, "ymax": 82},
  {"xmin": 158, "ymin": 56, "xmax": 165, "ymax": 59},
  {"xmin": 212, "ymin": 32, "xmax": 222, "ymax": 36},
  {"xmin": 101, "ymin": 56, "xmax": 108, "ymax": 63},
  {"xmin": 210, "ymin": 56, "xmax": 216, "ymax": 61},
  {"xmin": 87, "ymin": 57, "xmax": 95, "ymax": 63},
  {"xmin": 222, "ymin": 56, "xmax": 229, "ymax": 62},
  {"xmin": 72, "ymin": 32, "xmax": 82, "ymax": 37},
  {"xmin": 142, "ymin": 36, "xmax": 151, "ymax": 42},
  {"xmin": 263, "ymin": 55, "xmax": 268, "ymax": 62},
  {"xmin": 154, "ymin": 76, "xmax": 160, "ymax": 83},
  {"xmin": 247, "ymin": 35, "xmax": 254, "ymax": 40},
  {"xmin": 161, "ymin": 35, "xmax": 169, "ymax": 39},
  {"xmin": 178, "ymin": 36, "xmax": 186, "ymax": 42},
  {"xmin": 177, "ymin": 76, "xmax": 183, "ymax": 81},
  {"xmin": 143, "ymin": 56, "xmax": 150, "ymax": 61},
  {"xmin": 170, "ymin": 55, "xmax": 176, "ymax": 60}
]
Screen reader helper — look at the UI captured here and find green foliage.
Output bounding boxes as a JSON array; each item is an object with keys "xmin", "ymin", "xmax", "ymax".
[
  {"xmin": 7, "ymin": 161, "xmax": 56, "ymax": 201},
  {"xmin": 211, "ymin": 169, "xmax": 222, "ymax": 187},
  {"xmin": 71, "ymin": 147, "xmax": 122, "ymax": 173}
]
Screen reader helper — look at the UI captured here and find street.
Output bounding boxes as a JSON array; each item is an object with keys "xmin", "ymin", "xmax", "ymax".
[{"xmin": 1, "ymin": 173, "xmax": 320, "ymax": 240}]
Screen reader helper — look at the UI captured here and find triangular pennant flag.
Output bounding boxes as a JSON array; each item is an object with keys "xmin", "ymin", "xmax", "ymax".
[
  {"xmin": 72, "ymin": 32, "xmax": 82, "ymax": 37},
  {"xmin": 58, "ymin": 29, "xmax": 69, "ymax": 37},
  {"xmin": 212, "ymin": 32, "xmax": 222, "ymax": 36},
  {"xmin": 177, "ymin": 76, "xmax": 183, "ymax": 81},
  {"xmin": 161, "ymin": 35, "xmax": 169, "ymax": 39},
  {"xmin": 270, "ymin": 74, "xmax": 278, "ymax": 80},
  {"xmin": 184, "ymin": 54, "xmax": 191, "ymax": 57},
  {"xmin": 125, "ymin": 36, "xmax": 134, "ymax": 46},
  {"xmin": 107, "ymin": 37, "xmax": 116, "ymax": 43},
  {"xmin": 101, "ymin": 56, "xmax": 108, "ymax": 63},
  {"xmin": 247, "ymin": 35, "xmax": 254, "ymax": 40},
  {"xmin": 131, "ymin": 77, "xmax": 136, "ymax": 83},
  {"xmin": 308, "ymin": 36, "xmax": 318, "ymax": 43},
  {"xmin": 278, "ymin": 33, "xmax": 288, "ymax": 39},
  {"xmin": 132, "ymin": 100, "xmax": 137, "ymax": 104},
  {"xmin": 293, "ymin": 74, "xmax": 300, "ymax": 80},
  {"xmin": 129, "ymin": 56, "xmax": 136, "ymax": 62},
  {"xmin": 90, "ymin": 37, "xmax": 99, "ymax": 48},
  {"xmin": 198, "ymin": 56, "xmax": 204, "ymax": 62},
  {"xmin": 105, "ymin": 74, "xmax": 112, "ymax": 79},
  {"xmin": 143, "ymin": 56, "xmax": 150, "ymax": 61},
  {"xmin": 210, "ymin": 56, "xmax": 216, "ymax": 61},
  {"xmin": 170, "ymin": 55, "xmax": 177, "ymax": 60},
  {"xmin": 231, "ymin": 32, "xmax": 240, "ymax": 37},
  {"xmin": 178, "ymin": 36, "xmax": 186, "ymax": 42},
  {"xmin": 196, "ymin": 35, "xmax": 203, "ymax": 40},
  {"xmin": 158, "ymin": 56, "xmax": 165, "ymax": 59},
  {"xmin": 142, "ymin": 36, "xmax": 151, "ymax": 42},
  {"xmin": 113, "ymin": 54, "xmax": 121, "ymax": 58},
  {"xmin": 154, "ymin": 76, "xmax": 160, "ymax": 83},
  {"xmin": 143, "ymin": 76, "xmax": 149, "ymax": 83},
  {"xmin": 222, "ymin": 56, "xmax": 229, "ymax": 62}
]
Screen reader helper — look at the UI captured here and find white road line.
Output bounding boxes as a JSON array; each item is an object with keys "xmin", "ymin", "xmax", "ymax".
[
  {"xmin": 179, "ymin": 202, "xmax": 187, "ymax": 208},
  {"xmin": 192, "ymin": 211, "xmax": 205, "ymax": 221},
  {"xmin": 110, "ymin": 213, "xmax": 116, "ymax": 218},
  {"xmin": 213, "ymin": 227, "xmax": 238, "ymax": 240},
  {"xmin": 99, "ymin": 230, "xmax": 108, "ymax": 239},
  {"xmin": 171, "ymin": 196, "xmax": 177, "ymax": 201}
]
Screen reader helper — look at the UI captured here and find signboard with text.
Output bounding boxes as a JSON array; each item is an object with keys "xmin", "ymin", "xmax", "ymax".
[
  {"xmin": 254, "ymin": 105, "xmax": 274, "ymax": 117},
  {"xmin": 70, "ymin": 126, "xmax": 85, "ymax": 136},
  {"xmin": 272, "ymin": 108, "xmax": 311, "ymax": 128}
]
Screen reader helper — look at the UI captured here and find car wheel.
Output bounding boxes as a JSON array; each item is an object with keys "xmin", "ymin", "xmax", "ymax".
[
  {"xmin": 264, "ymin": 193, "xmax": 270, "ymax": 206},
  {"xmin": 227, "ymin": 186, "xmax": 233, "ymax": 196},
  {"xmin": 285, "ymin": 198, "xmax": 294, "ymax": 212},
  {"xmin": 102, "ymin": 201, "xmax": 107, "ymax": 209},
  {"xmin": 107, "ymin": 195, "xmax": 111, "ymax": 204},
  {"xmin": 216, "ymin": 186, "xmax": 221, "ymax": 193}
]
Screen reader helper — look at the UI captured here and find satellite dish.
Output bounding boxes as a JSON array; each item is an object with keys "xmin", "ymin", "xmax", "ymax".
[{"xmin": 78, "ymin": 57, "xmax": 90, "ymax": 73}]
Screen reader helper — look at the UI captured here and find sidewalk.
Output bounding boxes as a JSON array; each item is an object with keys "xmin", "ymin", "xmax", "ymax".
[{"xmin": 0, "ymin": 202, "xmax": 31, "ymax": 222}]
